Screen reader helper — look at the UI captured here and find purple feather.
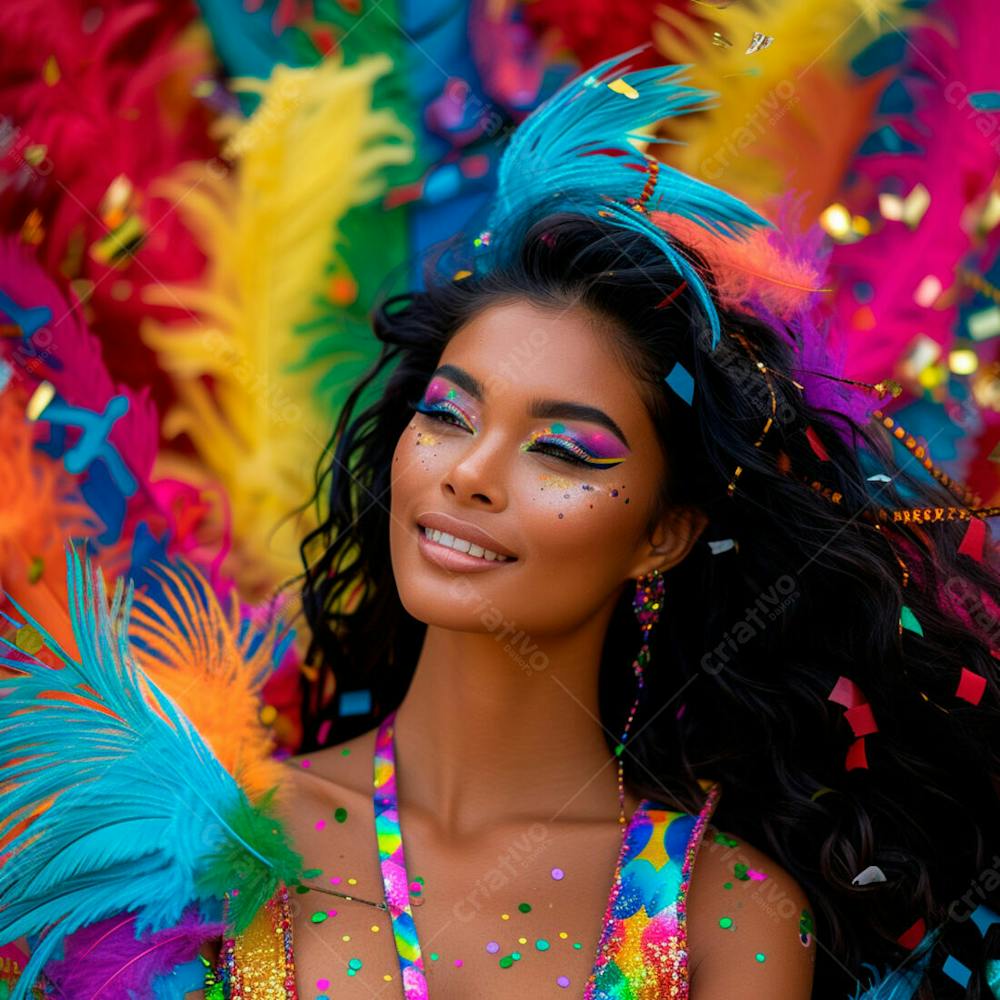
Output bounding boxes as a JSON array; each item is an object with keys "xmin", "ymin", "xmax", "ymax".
[{"xmin": 42, "ymin": 906, "xmax": 224, "ymax": 1000}]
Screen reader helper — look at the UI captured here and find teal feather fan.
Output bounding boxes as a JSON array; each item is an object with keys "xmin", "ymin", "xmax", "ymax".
[
  {"xmin": 486, "ymin": 45, "xmax": 772, "ymax": 349},
  {"xmin": 0, "ymin": 545, "xmax": 303, "ymax": 999}
]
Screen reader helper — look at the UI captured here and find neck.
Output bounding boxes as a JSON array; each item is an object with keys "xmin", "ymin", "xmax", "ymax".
[{"xmin": 391, "ymin": 606, "xmax": 645, "ymax": 838}]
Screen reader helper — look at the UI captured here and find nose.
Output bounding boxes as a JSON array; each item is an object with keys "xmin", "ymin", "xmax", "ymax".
[{"xmin": 441, "ymin": 431, "xmax": 509, "ymax": 509}]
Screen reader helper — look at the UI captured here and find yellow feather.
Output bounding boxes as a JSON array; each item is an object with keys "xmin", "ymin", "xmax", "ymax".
[
  {"xmin": 652, "ymin": 0, "xmax": 919, "ymax": 213},
  {"xmin": 140, "ymin": 53, "xmax": 413, "ymax": 599}
]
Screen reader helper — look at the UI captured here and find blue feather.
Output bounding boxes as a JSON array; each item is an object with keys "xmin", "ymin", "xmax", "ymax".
[
  {"xmin": 0, "ymin": 543, "xmax": 302, "ymax": 1000},
  {"xmin": 486, "ymin": 45, "xmax": 772, "ymax": 349},
  {"xmin": 849, "ymin": 926, "xmax": 941, "ymax": 999}
]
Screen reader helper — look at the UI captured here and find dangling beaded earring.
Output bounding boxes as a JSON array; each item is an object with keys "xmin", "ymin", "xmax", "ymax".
[{"xmin": 615, "ymin": 568, "xmax": 665, "ymax": 829}]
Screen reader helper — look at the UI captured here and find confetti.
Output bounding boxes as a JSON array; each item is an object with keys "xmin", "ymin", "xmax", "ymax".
[
  {"xmin": 954, "ymin": 667, "xmax": 986, "ymax": 706},
  {"xmin": 708, "ymin": 538, "xmax": 737, "ymax": 555},
  {"xmin": 607, "ymin": 78, "xmax": 639, "ymax": 100},
  {"xmin": 942, "ymin": 955, "xmax": 972, "ymax": 987},
  {"xmin": 745, "ymin": 32, "xmax": 774, "ymax": 55},
  {"xmin": 844, "ymin": 702, "xmax": 878, "ymax": 737},
  {"xmin": 958, "ymin": 516, "xmax": 986, "ymax": 562},
  {"xmin": 878, "ymin": 183, "xmax": 930, "ymax": 228},
  {"xmin": 896, "ymin": 917, "xmax": 925, "ymax": 950},
  {"xmin": 828, "ymin": 676, "xmax": 866, "ymax": 709},
  {"xmin": 968, "ymin": 306, "xmax": 1000, "ymax": 340},
  {"xmin": 900, "ymin": 605, "xmax": 923, "ymax": 635},
  {"xmin": 805, "ymin": 425, "xmax": 829, "ymax": 461},
  {"xmin": 970, "ymin": 904, "xmax": 1000, "ymax": 937},
  {"xmin": 845, "ymin": 737, "xmax": 868, "ymax": 771},
  {"xmin": 712, "ymin": 31, "xmax": 734, "ymax": 48},
  {"xmin": 867, "ymin": 473, "xmax": 892, "ymax": 483},
  {"xmin": 664, "ymin": 361, "xmax": 695, "ymax": 405},
  {"xmin": 851, "ymin": 865, "xmax": 887, "ymax": 886},
  {"xmin": 14, "ymin": 625, "xmax": 43, "ymax": 655}
]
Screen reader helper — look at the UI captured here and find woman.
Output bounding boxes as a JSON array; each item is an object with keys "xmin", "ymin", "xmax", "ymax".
[{"xmin": 2, "ymin": 49, "xmax": 999, "ymax": 1000}]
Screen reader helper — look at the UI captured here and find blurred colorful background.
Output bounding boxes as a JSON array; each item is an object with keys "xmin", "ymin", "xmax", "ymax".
[{"xmin": 1, "ymin": 0, "xmax": 998, "ymax": 752}]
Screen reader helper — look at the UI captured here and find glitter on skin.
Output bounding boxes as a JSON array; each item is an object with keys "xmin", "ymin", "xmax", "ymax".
[
  {"xmin": 557, "ymin": 976, "xmax": 571, "ymax": 988},
  {"xmin": 719, "ymin": 917, "xmax": 733, "ymax": 929},
  {"xmin": 317, "ymin": 978, "xmax": 330, "ymax": 989},
  {"xmin": 311, "ymin": 912, "xmax": 328, "ymax": 924},
  {"xmin": 334, "ymin": 807, "xmax": 348, "ymax": 822},
  {"xmin": 486, "ymin": 941, "xmax": 500, "ymax": 953},
  {"xmin": 536, "ymin": 939, "xmax": 550, "ymax": 951},
  {"xmin": 755, "ymin": 952, "xmax": 767, "ymax": 963},
  {"xmin": 349, "ymin": 958, "xmax": 362, "ymax": 970},
  {"xmin": 551, "ymin": 868, "xmax": 564, "ymax": 880},
  {"xmin": 518, "ymin": 902, "xmax": 532, "ymax": 913}
]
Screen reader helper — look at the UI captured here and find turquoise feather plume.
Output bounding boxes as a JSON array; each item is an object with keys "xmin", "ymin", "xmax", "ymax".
[
  {"xmin": 849, "ymin": 926, "xmax": 941, "ymax": 999},
  {"xmin": 487, "ymin": 45, "xmax": 772, "ymax": 349},
  {"xmin": 0, "ymin": 544, "xmax": 303, "ymax": 1000}
]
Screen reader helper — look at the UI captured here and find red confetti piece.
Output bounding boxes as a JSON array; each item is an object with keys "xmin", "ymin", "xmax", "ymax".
[
  {"xmin": 805, "ymin": 425, "xmax": 830, "ymax": 461},
  {"xmin": 828, "ymin": 676, "xmax": 866, "ymax": 709},
  {"xmin": 897, "ymin": 917, "xmax": 926, "ymax": 950},
  {"xmin": 955, "ymin": 667, "xmax": 987, "ymax": 706},
  {"xmin": 845, "ymin": 702, "xmax": 878, "ymax": 737},
  {"xmin": 845, "ymin": 737, "xmax": 868, "ymax": 770},
  {"xmin": 990, "ymin": 648, "xmax": 1000, "ymax": 661},
  {"xmin": 957, "ymin": 517, "xmax": 986, "ymax": 563},
  {"xmin": 655, "ymin": 280, "xmax": 688, "ymax": 310}
]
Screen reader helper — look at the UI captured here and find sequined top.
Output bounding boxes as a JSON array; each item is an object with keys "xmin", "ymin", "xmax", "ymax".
[{"xmin": 214, "ymin": 780, "xmax": 722, "ymax": 999}]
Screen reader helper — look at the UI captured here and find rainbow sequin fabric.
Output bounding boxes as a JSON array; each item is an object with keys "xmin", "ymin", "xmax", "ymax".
[{"xmin": 584, "ymin": 780, "xmax": 722, "ymax": 999}]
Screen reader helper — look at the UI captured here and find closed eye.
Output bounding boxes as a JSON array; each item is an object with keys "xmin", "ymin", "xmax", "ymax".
[{"xmin": 410, "ymin": 398, "xmax": 475, "ymax": 434}]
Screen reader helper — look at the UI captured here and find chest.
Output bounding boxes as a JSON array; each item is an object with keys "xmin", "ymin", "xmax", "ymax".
[{"xmin": 283, "ymin": 785, "xmax": 632, "ymax": 999}]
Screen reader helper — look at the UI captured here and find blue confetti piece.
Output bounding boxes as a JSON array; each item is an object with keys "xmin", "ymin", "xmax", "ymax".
[
  {"xmin": 340, "ymin": 688, "xmax": 372, "ymax": 716},
  {"xmin": 858, "ymin": 125, "xmax": 923, "ymax": 157},
  {"xmin": 971, "ymin": 904, "xmax": 1000, "ymax": 937},
  {"xmin": 664, "ymin": 361, "xmax": 694, "ymax": 405},
  {"xmin": 0, "ymin": 358, "xmax": 11, "ymax": 392},
  {"xmin": 851, "ymin": 32, "xmax": 906, "ymax": 77},
  {"xmin": 969, "ymin": 91, "xmax": 1000, "ymax": 111},
  {"xmin": 877, "ymin": 79, "xmax": 914, "ymax": 115},
  {"xmin": 941, "ymin": 954, "xmax": 972, "ymax": 988}
]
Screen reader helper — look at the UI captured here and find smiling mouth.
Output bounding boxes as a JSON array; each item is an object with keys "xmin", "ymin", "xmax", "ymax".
[{"xmin": 418, "ymin": 524, "xmax": 517, "ymax": 563}]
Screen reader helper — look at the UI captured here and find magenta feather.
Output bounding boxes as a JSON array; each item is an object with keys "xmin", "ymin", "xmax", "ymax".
[{"xmin": 41, "ymin": 905, "xmax": 223, "ymax": 1000}]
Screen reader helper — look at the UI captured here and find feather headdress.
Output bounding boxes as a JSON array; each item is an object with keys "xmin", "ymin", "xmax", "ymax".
[
  {"xmin": 0, "ymin": 544, "xmax": 304, "ymax": 1000},
  {"xmin": 485, "ymin": 45, "xmax": 773, "ymax": 348}
]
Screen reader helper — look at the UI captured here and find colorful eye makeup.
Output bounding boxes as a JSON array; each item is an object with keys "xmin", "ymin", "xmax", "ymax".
[
  {"xmin": 521, "ymin": 424, "xmax": 628, "ymax": 470},
  {"xmin": 410, "ymin": 378, "xmax": 630, "ymax": 470}
]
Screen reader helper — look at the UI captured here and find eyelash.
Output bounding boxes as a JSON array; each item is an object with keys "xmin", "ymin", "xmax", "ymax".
[{"xmin": 409, "ymin": 399, "xmax": 599, "ymax": 468}]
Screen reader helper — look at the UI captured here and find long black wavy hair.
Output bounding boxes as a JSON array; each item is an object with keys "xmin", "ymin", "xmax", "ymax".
[{"xmin": 290, "ymin": 211, "xmax": 1000, "ymax": 999}]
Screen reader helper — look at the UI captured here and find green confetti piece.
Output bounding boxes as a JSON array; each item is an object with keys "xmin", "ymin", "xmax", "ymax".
[
  {"xmin": 900, "ymin": 605, "xmax": 923, "ymax": 635},
  {"xmin": 800, "ymin": 909, "xmax": 814, "ymax": 935},
  {"xmin": 723, "ymin": 881, "xmax": 733, "ymax": 890},
  {"xmin": 536, "ymin": 939, "xmax": 550, "ymax": 951},
  {"xmin": 573, "ymin": 942, "xmax": 582, "ymax": 950},
  {"xmin": 499, "ymin": 956, "xmax": 514, "ymax": 969},
  {"xmin": 719, "ymin": 917, "xmax": 733, "ymax": 929},
  {"xmin": 613, "ymin": 743, "xmax": 624, "ymax": 756},
  {"xmin": 755, "ymin": 952, "xmax": 766, "ymax": 963},
  {"xmin": 430, "ymin": 952, "xmax": 438, "ymax": 961},
  {"xmin": 348, "ymin": 957, "xmax": 362, "ymax": 970},
  {"xmin": 341, "ymin": 747, "xmax": 351, "ymax": 756},
  {"xmin": 713, "ymin": 833, "xmax": 739, "ymax": 847},
  {"xmin": 302, "ymin": 868, "xmax": 323, "ymax": 879},
  {"xmin": 518, "ymin": 902, "xmax": 531, "ymax": 913},
  {"xmin": 512, "ymin": 952, "xmax": 521, "ymax": 960},
  {"xmin": 734, "ymin": 863, "xmax": 750, "ymax": 881},
  {"xmin": 334, "ymin": 807, "xmax": 348, "ymax": 822},
  {"xmin": 311, "ymin": 911, "xmax": 328, "ymax": 923}
]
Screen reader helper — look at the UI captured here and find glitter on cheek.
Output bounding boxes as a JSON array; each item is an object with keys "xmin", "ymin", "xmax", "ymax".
[{"xmin": 755, "ymin": 952, "xmax": 766, "ymax": 963}]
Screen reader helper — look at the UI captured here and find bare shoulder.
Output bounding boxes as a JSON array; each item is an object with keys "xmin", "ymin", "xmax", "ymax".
[
  {"xmin": 686, "ymin": 823, "xmax": 816, "ymax": 999},
  {"xmin": 284, "ymin": 725, "xmax": 379, "ymax": 797}
]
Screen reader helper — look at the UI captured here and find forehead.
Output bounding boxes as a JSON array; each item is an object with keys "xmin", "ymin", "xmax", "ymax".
[{"xmin": 439, "ymin": 299, "xmax": 644, "ymax": 408}]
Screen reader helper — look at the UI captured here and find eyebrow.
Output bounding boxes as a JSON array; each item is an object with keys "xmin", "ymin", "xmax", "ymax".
[{"xmin": 432, "ymin": 363, "xmax": 631, "ymax": 448}]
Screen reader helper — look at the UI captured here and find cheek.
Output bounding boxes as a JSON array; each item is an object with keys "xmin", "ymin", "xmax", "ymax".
[{"xmin": 515, "ymin": 466, "xmax": 643, "ymax": 563}]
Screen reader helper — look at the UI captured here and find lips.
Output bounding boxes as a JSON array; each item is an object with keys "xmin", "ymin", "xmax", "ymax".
[{"xmin": 415, "ymin": 512, "xmax": 518, "ymax": 560}]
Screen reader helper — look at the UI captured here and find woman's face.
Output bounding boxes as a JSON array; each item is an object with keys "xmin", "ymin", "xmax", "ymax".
[{"xmin": 389, "ymin": 298, "xmax": 704, "ymax": 636}]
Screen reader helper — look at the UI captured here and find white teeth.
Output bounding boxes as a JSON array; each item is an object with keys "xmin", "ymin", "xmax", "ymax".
[{"xmin": 423, "ymin": 526, "xmax": 510, "ymax": 562}]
